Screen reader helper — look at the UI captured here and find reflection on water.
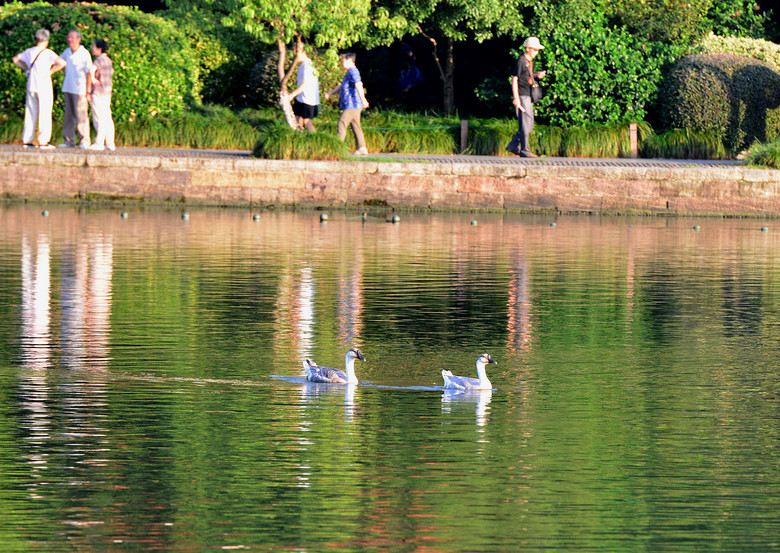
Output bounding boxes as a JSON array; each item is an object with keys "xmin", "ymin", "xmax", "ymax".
[
  {"xmin": 441, "ymin": 388, "xmax": 493, "ymax": 427},
  {"xmin": 2, "ymin": 205, "xmax": 780, "ymax": 551}
]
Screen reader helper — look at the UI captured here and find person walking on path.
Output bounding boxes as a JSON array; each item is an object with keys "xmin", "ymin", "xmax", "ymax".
[
  {"xmin": 87, "ymin": 39, "xmax": 115, "ymax": 151},
  {"xmin": 12, "ymin": 29, "xmax": 66, "ymax": 149},
  {"xmin": 325, "ymin": 53, "xmax": 370, "ymax": 156},
  {"xmin": 59, "ymin": 30, "xmax": 92, "ymax": 148},
  {"xmin": 506, "ymin": 37, "xmax": 547, "ymax": 158},
  {"xmin": 288, "ymin": 42, "xmax": 320, "ymax": 132}
]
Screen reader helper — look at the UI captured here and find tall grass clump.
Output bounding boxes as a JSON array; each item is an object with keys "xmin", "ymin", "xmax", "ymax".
[
  {"xmin": 744, "ymin": 139, "xmax": 780, "ymax": 168},
  {"xmin": 253, "ymin": 122, "xmax": 349, "ymax": 160},
  {"xmin": 467, "ymin": 119, "xmax": 650, "ymax": 158},
  {"xmin": 361, "ymin": 111, "xmax": 459, "ymax": 154},
  {"xmin": 640, "ymin": 128, "xmax": 727, "ymax": 159},
  {"xmin": 117, "ymin": 105, "xmax": 259, "ymax": 149},
  {"xmin": 467, "ymin": 119, "xmax": 514, "ymax": 156},
  {"xmin": 313, "ymin": 110, "xmax": 458, "ymax": 154}
]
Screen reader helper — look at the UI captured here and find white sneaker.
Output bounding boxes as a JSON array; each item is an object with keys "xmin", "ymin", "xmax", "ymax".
[
  {"xmin": 79, "ymin": 143, "xmax": 91, "ymax": 149},
  {"xmin": 352, "ymin": 147, "xmax": 369, "ymax": 156},
  {"xmin": 57, "ymin": 142, "xmax": 73, "ymax": 148},
  {"xmin": 38, "ymin": 144, "xmax": 55, "ymax": 150},
  {"xmin": 106, "ymin": 145, "xmax": 116, "ymax": 151},
  {"xmin": 89, "ymin": 144, "xmax": 105, "ymax": 151}
]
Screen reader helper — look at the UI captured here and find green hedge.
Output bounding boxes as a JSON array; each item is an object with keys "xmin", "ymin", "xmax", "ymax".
[
  {"xmin": 534, "ymin": 26, "xmax": 682, "ymax": 128},
  {"xmin": 0, "ymin": 2, "xmax": 199, "ymax": 123},
  {"xmin": 157, "ymin": 8, "xmax": 266, "ymax": 107},
  {"xmin": 661, "ymin": 54, "xmax": 780, "ymax": 153}
]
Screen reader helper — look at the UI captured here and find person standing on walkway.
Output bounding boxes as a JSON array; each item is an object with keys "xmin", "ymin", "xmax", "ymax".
[
  {"xmin": 289, "ymin": 42, "xmax": 320, "ymax": 132},
  {"xmin": 506, "ymin": 37, "xmax": 547, "ymax": 158},
  {"xmin": 12, "ymin": 29, "xmax": 66, "ymax": 149},
  {"xmin": 59, "ymin": 30, "xmax": 92, "ymax": 148},
  {"xmin": 325, "ymin": 53, "xmax": 370, "ymax": 156},
  {"xmin": 87, "ymin": 39, "xmax": 115, "ymax": 151}
]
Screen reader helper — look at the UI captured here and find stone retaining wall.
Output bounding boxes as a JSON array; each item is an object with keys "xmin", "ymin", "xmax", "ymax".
[{"xmin": 3, "ymin": 150, "xmax": 780, "ymax": 214}]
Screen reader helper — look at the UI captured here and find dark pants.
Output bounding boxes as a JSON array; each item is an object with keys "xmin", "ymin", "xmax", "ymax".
[{"xmin": 506, "ymin": 95, "xmax": 534, "ymax": 155}]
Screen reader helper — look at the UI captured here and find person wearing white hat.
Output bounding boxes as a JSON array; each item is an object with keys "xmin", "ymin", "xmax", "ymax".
[{"xmin": 506, "ymin": 37, "xmax": 547, "ymax": 158}]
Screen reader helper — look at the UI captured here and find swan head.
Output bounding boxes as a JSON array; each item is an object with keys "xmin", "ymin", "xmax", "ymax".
[
  {"xmin": 346, "ymin": 348, "xmax": 366, "ymax": 362},
  {"xmin": 478, "ymin": 353, "xmax": 497, "ymax": 366}
]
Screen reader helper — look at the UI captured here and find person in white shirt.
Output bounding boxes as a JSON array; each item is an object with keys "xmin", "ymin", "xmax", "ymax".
[
  {"xmin": 12, "ymin": 29, "xmax": 66, "ymax": 149},
  {"xmin": 289, "ymin": 42, "xmax": 320, "ymax": 132},
  {"xmin": 59, "ymin": 30, "xmax": 92, "ymax": 148}
]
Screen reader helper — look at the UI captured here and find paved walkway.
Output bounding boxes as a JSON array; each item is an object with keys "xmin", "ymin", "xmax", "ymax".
[{"xmin": 0, "ymin": 144, "xmax": 743, "ymax": 169}]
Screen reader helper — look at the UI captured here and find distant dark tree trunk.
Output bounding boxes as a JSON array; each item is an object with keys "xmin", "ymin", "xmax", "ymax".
[
  {"xmin": 441, "ymin": 36, "xmax": 454, "ymax": 115},
  {"xmin": 420, "ymin": 28, "xmax": 456, "ymax": 115}
]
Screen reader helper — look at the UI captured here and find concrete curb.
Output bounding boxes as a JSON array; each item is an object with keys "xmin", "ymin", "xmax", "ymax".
[{"xmin": 2, "ymin": 145, "xmax": 779, "ymax": 215}]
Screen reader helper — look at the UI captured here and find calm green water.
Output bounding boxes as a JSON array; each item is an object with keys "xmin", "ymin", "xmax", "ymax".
[{"xmin": 1, "ymin": 204, "xmax": 779, "ymax": 552}]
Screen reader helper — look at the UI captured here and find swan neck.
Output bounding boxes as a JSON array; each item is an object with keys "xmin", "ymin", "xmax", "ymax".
[
  {"xmin": 476, "ymin": 361, "xmax": 490, "ymax": 386},
  {"xmin": 345, "ymin": 356, "xmax": 358, "ymax": 383}
]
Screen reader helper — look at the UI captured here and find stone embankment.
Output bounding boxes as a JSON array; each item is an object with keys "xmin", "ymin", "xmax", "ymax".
[{"xmin": 2, "ymin": 145, "xmax": 780, "ymax": 215}]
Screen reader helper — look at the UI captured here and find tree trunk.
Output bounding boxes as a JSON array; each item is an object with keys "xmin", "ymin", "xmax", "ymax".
[
  {"xmin": 419, "ymin": 28, "xmax": 456, "ymax": 115},
  {"xmin": 277, "ymin": 37, "xmax": 301, "ymax": 130},
  {"xmin": 441, "ymin": 36, "xmax": 455, "ymax": 116}
]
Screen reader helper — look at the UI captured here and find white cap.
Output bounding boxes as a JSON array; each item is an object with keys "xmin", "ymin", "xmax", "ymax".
[{"xmin": 523, "ymin": 37, "xmax": 544, "ymax": 50}]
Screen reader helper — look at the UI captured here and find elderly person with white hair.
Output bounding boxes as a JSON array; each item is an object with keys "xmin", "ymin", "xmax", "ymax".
[
  {"xmin": 506, "ymin": 36, "xmax": 547, "ymax": 158},
  {"xmin": 59, "ymin": 29, "xmax": 92, "ymax": 148},
  {"xmin": 12, "ymin": 29, "xmax": 66, "ymax": 149}
]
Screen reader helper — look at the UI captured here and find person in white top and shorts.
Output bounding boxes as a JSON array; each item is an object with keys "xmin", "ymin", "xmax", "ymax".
[
  {"xmin": 289, "ymin": 42, "xmax": 320, "ymax": 132},
  {"xmin": 12, "ymin": 29, "xmax": 66, "ymax": 149}
]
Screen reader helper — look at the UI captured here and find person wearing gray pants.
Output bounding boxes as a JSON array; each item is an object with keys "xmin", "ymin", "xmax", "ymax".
[{"xmin": 506, "ymin": 37, "xmax": 547, "ymax": 158}]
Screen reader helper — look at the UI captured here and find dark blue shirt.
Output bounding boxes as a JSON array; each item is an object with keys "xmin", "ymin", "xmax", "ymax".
[{"xmin": 339, "ymin": 67, "xmax": 363, "ymax": 110}]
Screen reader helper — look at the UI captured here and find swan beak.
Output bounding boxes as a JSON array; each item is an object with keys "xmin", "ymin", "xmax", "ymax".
[
  {"xmin": 487, "ymin": 354, "xmax": 498, "ymax": 364},
  {"xmin": 356, "ymin": 350, "xmax": 366, "ymax": 361}
]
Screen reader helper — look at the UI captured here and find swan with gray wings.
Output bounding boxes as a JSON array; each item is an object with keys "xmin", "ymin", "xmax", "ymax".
[
  {"xmin": 303, "ymin": 348, "xmax": 366, "ymax": 384},
  {"xmin": 442, "ymin": 353, "xmax": 497, "ymax": 390}
]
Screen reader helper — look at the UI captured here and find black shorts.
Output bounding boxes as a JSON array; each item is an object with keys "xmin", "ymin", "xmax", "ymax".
[{"xmin": 293, "ymin": 100, "xmax": 319, "ymax": 119}]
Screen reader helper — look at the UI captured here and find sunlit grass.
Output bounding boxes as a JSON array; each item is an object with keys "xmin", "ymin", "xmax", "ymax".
[
  {"xmin": 640, "ymin": 128, "xmax": 726, "ymax": 160},
  {"xmin": 253, "ymin": 121, "xmax": 349, "ymax": 160},
  {"xmin": 745, "ymin": 139, "xmax": 780, "ymax": 168}
]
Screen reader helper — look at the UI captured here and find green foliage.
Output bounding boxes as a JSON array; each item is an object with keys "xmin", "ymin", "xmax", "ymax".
[
  {"xmin": 705, "ymin": 0, "xmax": 773, "ymax": 38},
  {"xmin": 745, "ymin": 138, "xmax": 780, "ymax": 168},
  {"xmin": 157, "ymin": 7, "xmax": 267, "ymax": 107},
  {"xmin": 165, "ymin": 0, "xmax": 375, "ymax": 55},
  {"xmin": 0, "ymin": 2, "xmax": 199, "ymax": 123},
  {"xmin": 608, "ymin": 0, "xmax": 712, "ymax": 44},
  {"xmin": 537, "ymin": 26, "xmax": 682, "ymax": 127},
  {"xmin": 253, "ymin": 121, "xmax": 349, "ymax": 160},
  {"xmin": 640, "ymin": 128, "xmax": 727, "ymax": 159},
  {"xmin": 661, "ymin": 54, "xmax": 780, "ymax": 154}
]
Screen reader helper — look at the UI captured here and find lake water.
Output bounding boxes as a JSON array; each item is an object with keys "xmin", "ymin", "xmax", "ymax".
[{"xmin": 1, "ymin": 204, "xmax": 779, "ymax": 552}]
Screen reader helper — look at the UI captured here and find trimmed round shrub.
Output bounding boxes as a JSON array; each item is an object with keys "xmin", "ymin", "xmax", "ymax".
[
  {"xmin": 0, "ymin": 2, "xmax": 199, "ymax": 123},
  {"xmin": 697, "ymin": 33, "xmax": 780, "ymax": 73},
  {"xmin": 661, "ymin": 54, "xmax": 780, "ymax": 153}
]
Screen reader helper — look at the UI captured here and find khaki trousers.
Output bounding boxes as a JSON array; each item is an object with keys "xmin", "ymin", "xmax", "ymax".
[
  {"xmin": 337, "ymin": 108, "xmax": 366, "ymax": 150},
  {"xmin": 62, "ymin": 92, "xmax": 90, "ymax": 146}
]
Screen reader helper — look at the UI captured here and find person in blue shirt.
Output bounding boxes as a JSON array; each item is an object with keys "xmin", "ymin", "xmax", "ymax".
[{"xmin": 325, "ymin": 53, "xmax": 370, "ymax": 156}]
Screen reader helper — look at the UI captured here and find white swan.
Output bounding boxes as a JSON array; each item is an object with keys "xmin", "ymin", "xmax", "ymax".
[
  {"xmin": 303, "ymin": 348, "xmax": 366, "ymax": 384},
  {"xmin": 442, "ymin": 353, "xmax": 497, "ymax": 390}
]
